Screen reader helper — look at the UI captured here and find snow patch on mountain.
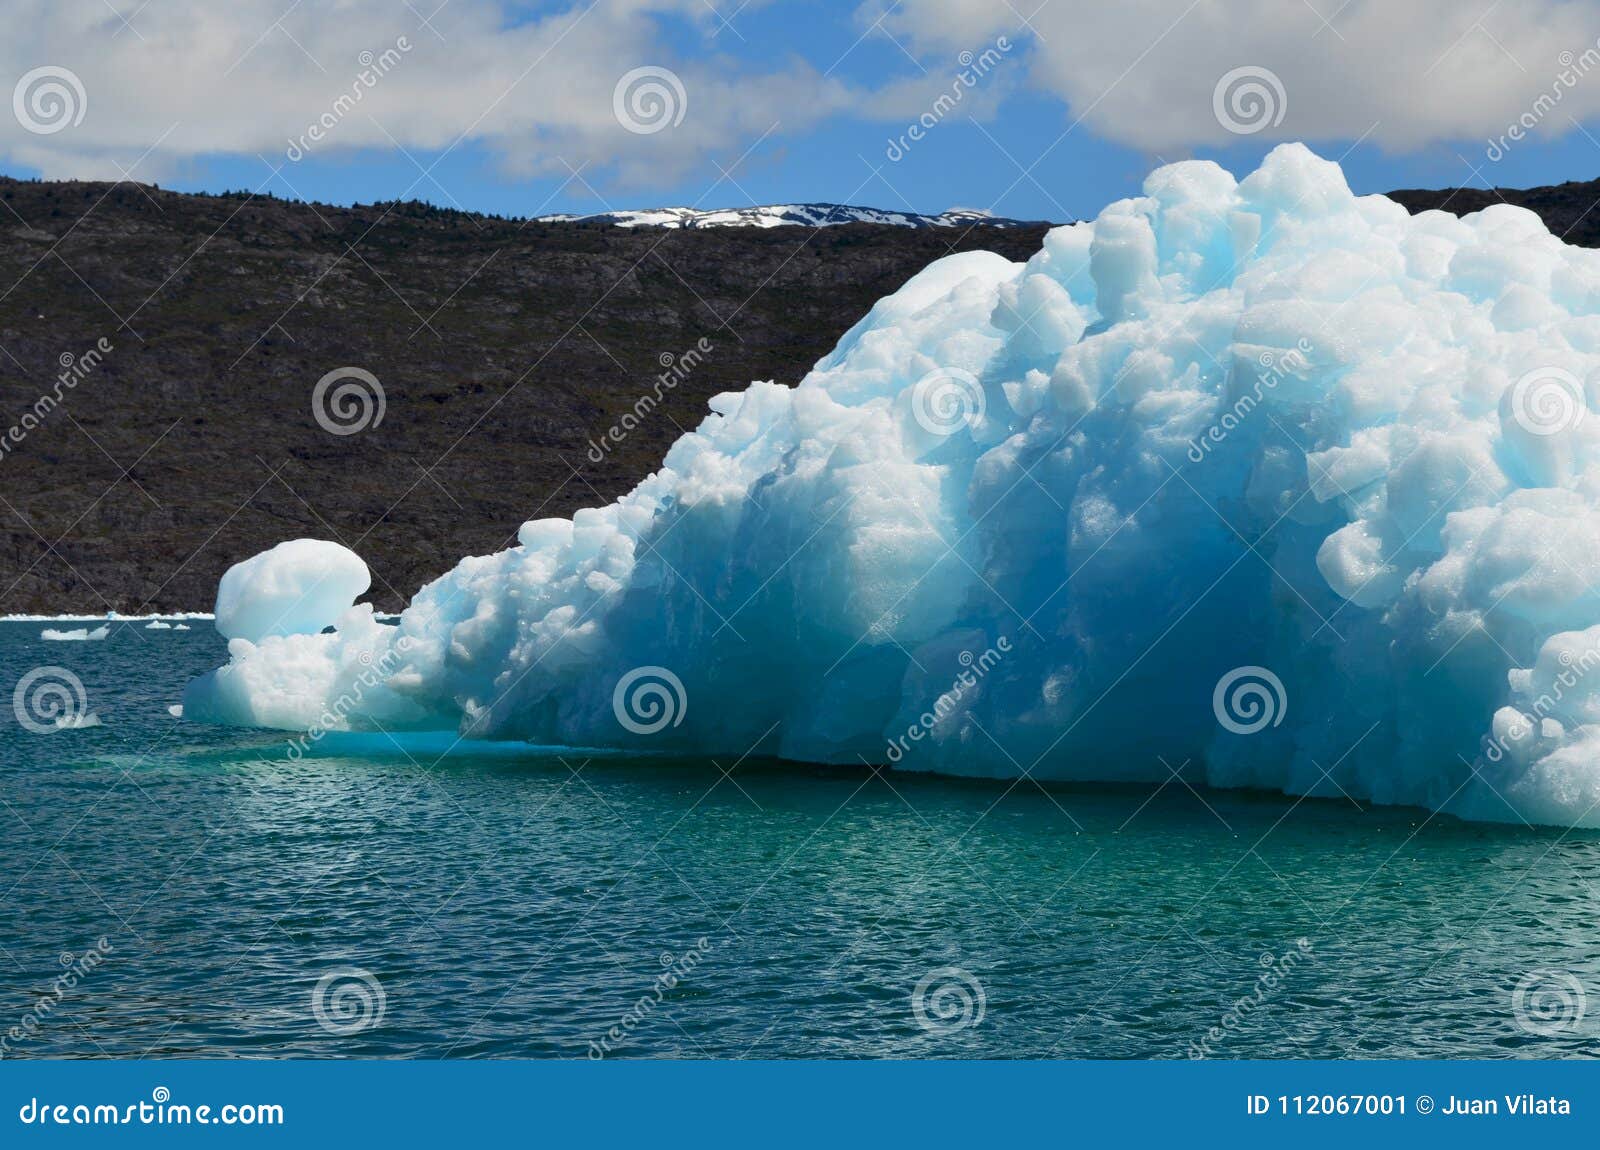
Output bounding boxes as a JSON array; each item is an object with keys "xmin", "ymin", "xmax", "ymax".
[{"xmin": 535, "ymin": 203, "xmax": 1047, "ymax": 229}]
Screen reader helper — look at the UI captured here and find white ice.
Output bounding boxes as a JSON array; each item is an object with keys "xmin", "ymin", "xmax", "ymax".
[
  {"xmin": 213, "ymin": 539, "xmax": 370, "ymax": 643},
  {"xmin": 186, "ymin": 144, "xmax": 1600, "ymax": 828},
  {"xmin": 41, "ymin": 625, "xmax": 109, "ymax": 641}
]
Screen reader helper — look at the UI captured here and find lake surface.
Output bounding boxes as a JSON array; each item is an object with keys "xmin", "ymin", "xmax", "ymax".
[{"xmin": 2, "ymin": 619, "xmax": 1597, "ymax": 1059}]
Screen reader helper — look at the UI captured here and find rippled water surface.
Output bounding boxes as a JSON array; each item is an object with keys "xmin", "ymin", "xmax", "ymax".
[{"xmin": 3, "ymin": 620, "xmax": 1598, "ymax": 1059}]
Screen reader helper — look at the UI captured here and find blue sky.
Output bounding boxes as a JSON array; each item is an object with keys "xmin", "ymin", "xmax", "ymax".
[{"xmin": 6, "ymin": 1, "xmax": 1600, "ymax": 223}]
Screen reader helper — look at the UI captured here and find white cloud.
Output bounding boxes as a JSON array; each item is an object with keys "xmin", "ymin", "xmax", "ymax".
[
  {"xmin": 876, "ymin": 0, "xmax": 1600, "ymax": 154},
  {"xmin": 0, "ymin": 0, "xmax": 860, "ymax": 192},
  {"xmin": 11, "ymin": 0, "xmax": 1598, "ymax": 201}
]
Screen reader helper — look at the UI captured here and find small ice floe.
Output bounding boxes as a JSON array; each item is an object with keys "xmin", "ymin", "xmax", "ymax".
[
  {"xmin": 167, "ymin": 704, "xmax": 183, "ymax": 718},
  {"xmin": 55, "ymin": 712, "xmax": 102, "ymax": 730},
  {"xmin": 174, "ymin": 624, "xmax": 191, "ymax": 631},
  {"xmin": 146, "ymin": 620, "xmax": 172, "ymax": 630},
  {"xmin": 41, "ymin": 624, "xmax": 110, "ymax": 641}
]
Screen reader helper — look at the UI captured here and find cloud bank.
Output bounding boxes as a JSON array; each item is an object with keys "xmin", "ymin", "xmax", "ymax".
[
  {"xmin": 0, "ymin": 0, "xmax": 857, "ymax": 187},
  {"xmin": 877, "ymin": 0, "xmax": 1600, "ymax": 153},
  {"xmin": 9, "ymin": 1, "xmax": 1600, "ymax": 197}
]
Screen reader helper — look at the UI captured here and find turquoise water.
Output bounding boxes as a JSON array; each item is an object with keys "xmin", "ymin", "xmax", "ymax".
[{"xmin": 2, "ymin": 619, "xmax": 1598, "ymax": 1059}]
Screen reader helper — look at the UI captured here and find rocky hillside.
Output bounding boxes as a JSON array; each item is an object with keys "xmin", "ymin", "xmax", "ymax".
[
  {"xmin": 1389, "ymin": 178, "xmax": 1600, "ymax": 246},
  {"xmin": 0, "ymin": 178, "xmax": 1047, "ymax": 613}
]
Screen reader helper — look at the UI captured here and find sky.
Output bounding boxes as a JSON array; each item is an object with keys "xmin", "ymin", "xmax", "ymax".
[{"xmin": 6, "ymin": 1, "xmax": 1600, "ymax": 223}]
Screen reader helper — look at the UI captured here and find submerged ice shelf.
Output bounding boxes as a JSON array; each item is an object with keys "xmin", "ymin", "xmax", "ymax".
[{"xmin": 186, "ymin": 144, "xmax": 1600, "ymax": 828}]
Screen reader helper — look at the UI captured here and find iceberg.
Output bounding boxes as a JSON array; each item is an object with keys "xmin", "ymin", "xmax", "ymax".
[
  {"xmin": 41, "ymin": 625, "xmax": 110, "ymax": 641},
  {"xmin": 186, "ymin": 144, "xmax": 1600, "ymax": 828}
]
